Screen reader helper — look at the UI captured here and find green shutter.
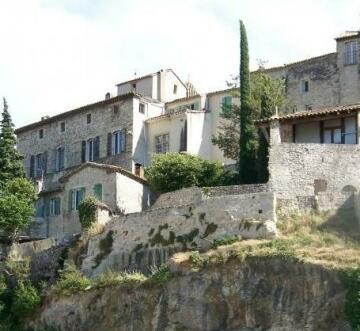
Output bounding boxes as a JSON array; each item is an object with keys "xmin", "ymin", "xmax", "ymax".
[
  {"xmin": 222, "ymin": 96, "xmax": 232, "ymax": 108},
  {"xmin": 93, "ymin": 184, "xmax": 103, "ymax": 201},
  {"xmin": 55, "ymin": 198, "xmax": 61, "ymax": 215}
]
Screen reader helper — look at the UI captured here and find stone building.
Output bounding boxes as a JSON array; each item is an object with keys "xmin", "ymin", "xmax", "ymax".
[
  {"xmin": 15, "ymin": 69, "xmax": 238, "ymax": 239},
  {"xmin": 265, "ymin": 31, "xmax": 360, "ymax": 112}
]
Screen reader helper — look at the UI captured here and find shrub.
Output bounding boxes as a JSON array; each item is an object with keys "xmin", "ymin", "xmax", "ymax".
[
  {"xmin": 212, "ymin": 235, "xmax": 240, "ymax": 248},
  {"xmin": 78, "ymin": 196, "xmax": 98, "ymax": 230},
  {"xmin": 342, "ymin": 268, "xmax": 360, "ymax": 329},
  {"xmin": 148, "ymin": 264, "xmax": 172, "ymax": 285},
  {"xmin": 11, "ymin": 281, "xmax": 41, "ymax": 320},
  {"xmin": 145, "ymin": 153, "xmax": 224, "ymax": 192},
  {"xmin": 52, "ymin": 263, "xmax": 91, "ymax": 296}
]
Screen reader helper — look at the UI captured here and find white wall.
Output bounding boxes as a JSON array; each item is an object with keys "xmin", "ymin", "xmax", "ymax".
[
  {"xmin": 162, "ymin": 70, "xmax": 187, "ymax": 102},
  {"xmin": 115, "ymin": 172, "xmax": 151, "ymax": 213},
  {"xmin": 117, "ymin": 76, "xmax": 153, "ymax": 98}
]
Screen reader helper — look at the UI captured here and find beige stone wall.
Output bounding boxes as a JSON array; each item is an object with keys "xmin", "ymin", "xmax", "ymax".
[
  {"xmin": 269, "ymin": 143, "xmax": 360, "ymax": 213},
  {"xmin": 17, "ymin": 98, "xmax": 135, "ymax": 179},
  {"xmin": 81, "ymin": 191, "xmax": 276, "ymax": 277}
]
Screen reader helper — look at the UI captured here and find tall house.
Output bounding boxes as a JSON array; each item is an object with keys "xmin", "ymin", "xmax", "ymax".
[
  {"xmin": 116, "ymin": 69, "xmax": 187, "ymax": 102},
  {"xmin": 265, "ymin": 31, "xmax": 360, "ymax": 112}
]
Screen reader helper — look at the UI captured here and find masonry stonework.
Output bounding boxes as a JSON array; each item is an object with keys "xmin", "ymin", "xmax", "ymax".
[
  {"xmin": 269, "ymin": 143, "xmax": 360, "ymax": 213},
  {"xmin": 81, "ymin": 190, "xmax": 276, "ymax": 277}
]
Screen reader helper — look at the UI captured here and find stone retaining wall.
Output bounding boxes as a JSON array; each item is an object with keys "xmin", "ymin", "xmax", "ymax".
[{"xmin": 81, "ymin": 191, "xmax": 276, "ymax": 277}]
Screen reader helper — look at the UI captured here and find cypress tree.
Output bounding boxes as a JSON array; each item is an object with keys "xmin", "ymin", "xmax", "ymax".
[
  {"xmin": 256, "ymin": 91, "xmax": 272, "ymax": 183},
  {"xmin": 0, "ymin": 98, "xmax": 25, "ymax": 189},
  {"xmin": 239, "ymin": 20, "xmax": 257, "ymax": 184}
]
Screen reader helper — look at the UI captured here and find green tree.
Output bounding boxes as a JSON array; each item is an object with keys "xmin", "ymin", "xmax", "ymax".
[
  {"xmin": 253, "ymin": 71, "xmax": 287, "ymax": 182},
  {"xmin": 145, "ymin": 153, "xmax": 224, "ymax": 193},
  {"xmin": 0, "ymin": 178, "xmax": 37, "ymax": 241},
  {"xmin": 239, "ymin": 20, "xmax": 257, "ymax": 184},
  {"xmin": 0, "ymin": 98, "xmax": 25, "ymax": 189}
]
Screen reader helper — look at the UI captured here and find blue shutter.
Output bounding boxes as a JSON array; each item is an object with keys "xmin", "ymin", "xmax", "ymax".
[{"xmin": 121, "ymin": 130, "xmax": 126, "ymax": 152}]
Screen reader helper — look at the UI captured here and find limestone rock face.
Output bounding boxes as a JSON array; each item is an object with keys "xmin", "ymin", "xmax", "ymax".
[{"xmin": 29, "ymin": 258, "xmax": 350, "ymax": 331}]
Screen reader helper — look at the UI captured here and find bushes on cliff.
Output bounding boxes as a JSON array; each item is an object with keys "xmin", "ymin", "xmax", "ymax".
[{"xmin": 145, "ymin": 153, "xmax": 224, "ymax": 192}]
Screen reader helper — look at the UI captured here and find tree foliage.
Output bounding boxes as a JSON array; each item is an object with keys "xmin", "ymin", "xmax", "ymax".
[
  {"xmin": 212, "ymin": 23, "xmax": 288, "ymax": 183},
  {"xmin": 78, "ymin": 196, "xmax": 99, "ymax": 230},
  {"xmin": 238, "ymin": 20, "xmax": 257, "ymax": 184},
  {"xmin": 0, "ymin": 178, "xmax": 37, "ymax": 241},
  {"xmin": 145, "ymin": 153, "xmax": 224, "ymax": 192},
  {"xmin": 0, "ymin": 98, "xmax": 25, "ymax": 189}
]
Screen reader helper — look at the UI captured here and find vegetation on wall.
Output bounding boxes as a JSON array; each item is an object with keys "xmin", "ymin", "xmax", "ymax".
[
  {"xmin": 145, "ymin": 153, "xmax": 224, "ymax": 192},
  {"xmin": 78, "ymin": 196, "xmax": 99, "ymax": 230}
]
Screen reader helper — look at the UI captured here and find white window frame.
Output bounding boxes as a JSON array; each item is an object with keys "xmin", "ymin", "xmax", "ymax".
[
  {"xmin": 112, "ymin": 130, "xmax": 126, "ymax": 155},
  {"xmin": 155, "ymin": 133, "xmax": 169, "ymax": 154},
  {"xmin": 344, "ymin": 41, "xmax": 357, "ymax": 65},
  {"xmin": 71, "ymin": 188, "xmax": 84, "ymax": 211}
]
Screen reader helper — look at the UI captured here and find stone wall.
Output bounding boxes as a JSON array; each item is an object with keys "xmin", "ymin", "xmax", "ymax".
[
  {"xmin": 81, "ymin": 191, "xmax": 276, "ymax": 277},
  {"xmin": 152, "ymin": 184, "xmax": 269, "ymax": 209},
  {"xmin": 269, "ymin": 143, "xmax": 360, "ymax": 213}
]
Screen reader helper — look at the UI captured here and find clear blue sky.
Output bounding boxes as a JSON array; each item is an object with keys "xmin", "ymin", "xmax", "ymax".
[{"xmin": 0, "ymin": 0, "xmax": 359, "ymax": 127}]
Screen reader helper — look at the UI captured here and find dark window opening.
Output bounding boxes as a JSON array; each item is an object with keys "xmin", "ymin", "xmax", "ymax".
[
  {"xmin": 39, "ymin": 129, "xmax": 44, "ymax": 139},
  {"xmin": 86, "ymin": 113, "xmax": 92, "ymax": 124},
  {"xmin": 139, "ymin": 103, "xmax": 145, "ymax": 114},
  {"xmin": 60, "ymin": 122, "xmax": 66, "ymax": 132}
]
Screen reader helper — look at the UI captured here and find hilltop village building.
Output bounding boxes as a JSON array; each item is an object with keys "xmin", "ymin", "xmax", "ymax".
[{"xmin": 15, "ymin": 31, "xmax": 360, "ymax": 239}]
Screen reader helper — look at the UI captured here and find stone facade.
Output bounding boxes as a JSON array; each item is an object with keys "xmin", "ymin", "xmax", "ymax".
[
  {"xmin": 81, "ymin": 189, "xmax": 276, "ymax": 277},
  {"xmin": 266, "ymin": 32, "xmax": 360, "ymax": 112},
  {"xmin": 269, "ymin": 143, "xmax": 360, "ymax": 213}
]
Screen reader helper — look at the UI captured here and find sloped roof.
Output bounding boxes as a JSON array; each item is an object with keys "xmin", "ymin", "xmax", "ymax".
[
  {"xmin": 60, "ymin": 162, "xmax": 148, "ymax": 185},
  {"xmin": 255, "ymin": 103, "xmax": 360, "ymax": 124},
  {"xmin": 15, "ymin": 92, "xmax": 141, "ymax": 135},
  {"xmin": 335, "ymin": 31, "xmax": 360, "ymax": 41}
]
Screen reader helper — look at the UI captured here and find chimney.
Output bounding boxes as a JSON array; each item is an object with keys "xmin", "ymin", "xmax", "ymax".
[
  {"xmin": 41, "ymin": 115, "xmax": 50, "ymax": 121},
  {"xmin": 105, "ymin": 92, "xmax": 111, "ymax": 100}
]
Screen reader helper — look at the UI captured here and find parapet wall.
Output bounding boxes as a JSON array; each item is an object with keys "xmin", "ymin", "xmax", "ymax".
[
  {"xmin": 269, "ymin": 143, "xmax": 360, "ymax": 214},
  {"xmin": 81, "ymin": 190, "xmax": 276, "ymax": 277},
  {"xmin": 152, "ymin": 184, "xmax": 269, "ymax": 209}
]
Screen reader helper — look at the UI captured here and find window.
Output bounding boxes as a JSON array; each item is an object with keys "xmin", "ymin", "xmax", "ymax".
[
  {"xmin": 50, "ymin": 197, "xmax": 61, "ymax": 216},
  {"xmin": 301, "ymin": 81, "xmax": 309, "ymax": 93},
  {"xmin": 222, "ymin": 96, "xmax": 232, "ymax": 109},
  {"xmin": 344, "ymin": 41, "xmax": 357, "ymax": 65},
  {"xmin": 113, "ymin": 105, "xmax": 119, "ymax": 114},
  {"xmin": 305, "ymin": 104, "xmax": 312, "ymax": 111},
  {"xmin": 39, "ymin": 129, "xmax": 44, "ymax": 139},
  {"xmin": 139, "ymin": 103, "xmax": 145, "ymax": 114},
  {"xmin": 155, "ymin": 134, "xmax": 169, "ymax": 154},
  {"xmin": 60, "ymin": 122, "xmax": 66, "ymax": 132},
  {"xmin": 132, "ymin": 83, "xmax": 136, "ymax": 91},
  {"xmin": 56, "ymin": 147, "xmax": 65, "ymax": 172},
  {"xmin": 82, "ymin": 137, "xmax": 99, "ymax": 162},
  {"xmin": 86, "ymin": 113, "xmax": 92, "ymax": 124},
  {"xmin": 93, "ymin": 184, "xmax": 103, "ymax": 201},
  {"xmin": 173, "ymin": 84, "xmax": 178, "ymax": 94},
  {"xmin": 70, "ymin": 188, "xmax": 85, "ymax": 211},
  {"xmin": 135, "ymin": 163, "xmax": 143, "ymax": 177},
  {"xmin": 112, "ymin": 130, "xmax": 126, "ymax": 155},
  {"xmin": 36, "ymin": 153, "xmax": 47, "ymax": 177},
  {"xmin": 323, "ymin": 119, "xmax": 342, "ymax": 144}
]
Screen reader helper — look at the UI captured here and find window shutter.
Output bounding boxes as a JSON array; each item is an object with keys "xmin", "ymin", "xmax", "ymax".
[
  {"xmin": 43, "ymin": 152, "xmax": 48, "ymax": 175},
  {"xmin": 121, "ymin": 129, "xmax": 126, "ymax": 152},
  {"xmin": 69, "ymin": 190, "xmax": 74, "ymax": 211},
  {"xmin": 55, "ymin": 198, "xmax": 61, "ymax": 215},
  {"xmin": 80, "ymin": 187, "xmax": 86, "ymax": 204},
  {"xmin": 81, "ymin": 141, "xmax": 86, "ymax": 163},
  {"xmin": 60, "ymin": 148, "xmax": 65, "ymax": 170},
  {"xmin": 93, "ymin": 184, "xmax": 102, "ymax": 201},
  {"xmin": 107, "ymin": 133, "xmax": 112, "ymax": 156},
  {"xmin": 30, "ymin": 155, "xmax": 35, "ymax": 178},
  {"xmin": 44, "ymin": 197, "xmax": 50, "ymax": 217},
  {"xmin": 54, "ymin": 149, "xmax": 58, "ymax": 172},
  {"xmin": 94, "ymin": 136, "xmax": 100, "ymax": 160}
]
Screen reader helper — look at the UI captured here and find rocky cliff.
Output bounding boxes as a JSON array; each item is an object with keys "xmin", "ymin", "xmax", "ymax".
[{"xmin": 29, "ymin": 256, "xmax": 350, "ymax": 331}]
